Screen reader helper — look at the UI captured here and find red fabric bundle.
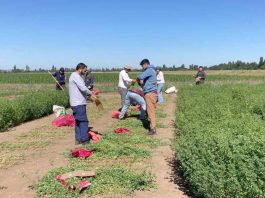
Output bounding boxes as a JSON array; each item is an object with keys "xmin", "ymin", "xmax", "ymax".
[
  {"xmin": 114, "ymin": 128, "xmax": 131, "ymax": 134},
  {"xmin": 71, "ymin": 148, "xmax": 93, "ymax": 158},
  {"xmin": 88, "ymin": 131, "xmax": 101, "ymax": 143},
  {"xmin": 111, "ymin": 111, "xmax": 128, "ymax": 119},
  {"xmin": 91, "ymin": 89, "xmax": 100, "ymax": 95},
  {"xmin": 55, "ymin": 175, "xmax": 91, "ymax": 191},
  {"xmin": 52, "ymin": 115, "xmax": 75, "ymax": 127}
]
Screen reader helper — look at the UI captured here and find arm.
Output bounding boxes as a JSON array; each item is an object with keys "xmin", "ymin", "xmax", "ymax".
[
  {"xmin": 74, "ymin": 75, "xmax": 92, "ymax": 95},
  {"xmin": 122, "ymin": 71, "xmax": 132, "ymax": 83},
  {"xmin": 157, "ymin": 72, "xmax": 162, "ymax": 82},
  {"xmin": 137, "ymin": 69, "xmax": 151, "ymax": 80}
]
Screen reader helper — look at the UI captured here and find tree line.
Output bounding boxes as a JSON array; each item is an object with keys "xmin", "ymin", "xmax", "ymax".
[{"xmin": 1, "ymin": 57, "xmax": 265, "ymax": 73}]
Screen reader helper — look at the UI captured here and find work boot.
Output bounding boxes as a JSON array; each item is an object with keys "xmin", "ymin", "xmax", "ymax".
[
  {"xmin": 81, "ymin": 140, "xmax": 90, "ymax": 145},
  {"xmin": 75, "ymin": 140, "xmax": 82, "ymax": 145},
  {"xmin": 148, "ymin": 128, "xmax": 157, "ymax": 135}
]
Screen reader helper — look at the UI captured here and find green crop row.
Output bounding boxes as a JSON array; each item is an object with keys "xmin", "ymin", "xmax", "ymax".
[
  {"xmin": 0, "ymin": 91, "xmax": 69, "ymax": 131},
  {"xmin": 0, "ymin": 72, "xmax": 264, "ymax": 84},
  {"xmin": 175, "ymin": 84, "xmax": 265, "ymax": 198}
]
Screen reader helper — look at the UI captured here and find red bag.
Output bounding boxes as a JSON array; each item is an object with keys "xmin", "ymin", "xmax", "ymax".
[
  {"xmin": 114, "ymin": 128, "xmax": 131, "ymax": 134},
  {"xmin": 71, "ymin": 148, "xmax": 93, "ymax": 158},
  {"xmin": 88, "ymin": 131, "xmax": 101, "ymax": 143},
  {"xmin": 91, "ymin": 89, "xmax": 100, "ymax": 95},
  {"xmin": 52, "ymin": 115, "xmax": 75, "ymax": 127},
  {"xmin": 111, "ymin": 111, "xmax": 128, "ymax": 119}
]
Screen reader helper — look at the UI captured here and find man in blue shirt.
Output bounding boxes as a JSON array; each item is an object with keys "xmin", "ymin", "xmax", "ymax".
[
  {"xmin": 53, "ymin": 67, "xmax": 66, "ymax": 90},
  {"xmin": 137, "ymin": 59, "xmax": 158, "ymax": 135}
]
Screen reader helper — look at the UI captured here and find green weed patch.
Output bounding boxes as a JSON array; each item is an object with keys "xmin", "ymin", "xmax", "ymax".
[{"xmin": 175, "ymin": 84, "xmax": 265, "ymax": 198}]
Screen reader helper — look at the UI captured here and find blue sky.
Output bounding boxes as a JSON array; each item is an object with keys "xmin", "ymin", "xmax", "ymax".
[{"xmin": 0, "ymin": 0, "xmax": 264, "ymax": 70}]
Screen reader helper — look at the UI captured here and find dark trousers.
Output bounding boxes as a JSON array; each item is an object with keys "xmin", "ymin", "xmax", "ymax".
[{"xmin": 71, "ymin": 105, "xmax": 89, "ymax": 143}]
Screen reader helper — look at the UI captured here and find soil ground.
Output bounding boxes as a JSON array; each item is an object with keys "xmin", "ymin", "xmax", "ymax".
[
  {"xmin": 0, "ymin": 93, "xmax": 189, "ymax": 198},
  {"xmin": 134, "ymin": 94, "xmax": 189, "ymax": 198}
]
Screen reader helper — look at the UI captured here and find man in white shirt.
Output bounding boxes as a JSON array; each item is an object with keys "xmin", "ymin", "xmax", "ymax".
[
  {"xmin": 156, "ymin": 67, "xmax": 165, "ymax": 104},
  {"xmin": 69, "ymin": 63, "xmax": 94, "ymax": 145},
  {"xmin": 118, "ymin": 65, "xmax": 134, "ymax": 110}
]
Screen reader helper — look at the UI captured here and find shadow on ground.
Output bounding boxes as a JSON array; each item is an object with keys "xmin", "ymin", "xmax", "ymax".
[{"xmin": 167, "ymin": 156, "xmax": 199, "ymax": 198}]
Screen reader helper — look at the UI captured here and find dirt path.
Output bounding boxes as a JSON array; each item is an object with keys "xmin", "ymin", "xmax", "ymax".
[
  {"xmin": 134, "ymin": 94, "xmax": 189, "ymax": 198},
  {"xmin": 0, "ymin": 93, "xmax": 119, "ymax": 198}
]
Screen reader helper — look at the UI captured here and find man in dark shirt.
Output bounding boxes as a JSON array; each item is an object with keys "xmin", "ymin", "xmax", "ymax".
[
  {"xmin": 193, "ymin": 66, "xmax": 206, "ymax": 85},
  {"xmin": 53, "ymin": 67, "xmax": 66, "ymax": 90},
  {"xmin": 85, "ymin": 69, "xmax": 94, "ymax": 90}
]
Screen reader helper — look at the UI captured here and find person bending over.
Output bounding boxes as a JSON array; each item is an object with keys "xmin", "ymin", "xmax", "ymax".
[{"xmin": 119, "ymin": 89, "xmax": 146, "ymax": 120}]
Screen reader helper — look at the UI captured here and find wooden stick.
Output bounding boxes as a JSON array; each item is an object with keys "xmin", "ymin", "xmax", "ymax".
[{"xmin": 48, "ymin": 71, "xmax": 65, "ymax": 91}]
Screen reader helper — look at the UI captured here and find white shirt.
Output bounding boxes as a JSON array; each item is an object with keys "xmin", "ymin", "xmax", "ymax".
[
  {"xmin": 157, "ymin": 71, "xmax": 165, "ymax": 84},
  {"xmin": 118, "ymin": 69, "xmax": 132, "ymax": 89},
  {"xmin": 69, "ymin": 72, "xmax": 91, "ymax": 107}
]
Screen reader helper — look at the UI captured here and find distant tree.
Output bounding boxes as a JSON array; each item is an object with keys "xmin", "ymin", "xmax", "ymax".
[
  {"xmin": 181, "ymin": 64, "xmax": 185, "ymax": 69},
  {"xmin": 259, "ymin": 57, "xmax": 264, "ymax": 67},
  {"xmin": 51, "ymin": 65, "xmax": 56, "ymax": 71},
  {"xmin": 13, "ymin": 65, "xmax": 17, "ymax": 72},
  {"xmin": 25, "ymin": 65, "xmax": 30, "ymax": 72},
  {"xmin": 162, "ymin": 64, "xmax": 167, "ymax": 70}
]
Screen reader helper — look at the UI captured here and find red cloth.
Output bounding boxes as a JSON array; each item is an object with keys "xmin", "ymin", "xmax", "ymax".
[
  {"xmin": 79, "ymin": 180, "xmax": 91, "ymax": 190},
  {"xmin": 88, "ymin": 131, "xmax": 101, "ymax": 143},
  {"xmin": 131, "ymin": 89, "xmax": 145, "ymax": 98},
  {"xmin": 52, "ymin": 115, "xmax": 75, "ymax": 127},
  {"xmin": 111, "ymin": 111, "xmax": 128, "ymax": 119},
  {"xmin": 71, "ymin": 148, "xmax": 93, "ymax": 158},
  {"xmin": 55, "ymin": 175, "xmax": 91, "ymax": 191},
  {"xmin": 91, "ymin": 89, "xmax": 100, "ymax": 95},
  {"xmin": 114, "ymin": 128, "xmax": 131, "ymax": 134}
]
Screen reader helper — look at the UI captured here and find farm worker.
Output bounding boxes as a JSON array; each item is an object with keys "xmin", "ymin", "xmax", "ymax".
[
  {"xmin": 119, "ymin": 88, "xmax": 146, "ymax": 120},
  {"xmin": 84, "ymin": 68, "xmax": 94, "ymax": 90},
  {"xmin": 69, "ymin": 63, "xmax": 96, "ymax": 145},
  {"xmin": 118, "ymin": 65, "xmax": 135, "ymax": 110},
  {"xmin": 137, "ymin": 59, "xmax": 158, "ymax": 135},
  {"xmin": 156, "ymin": 67, "xmax": 165, "ymax": 104},
  {"xmin": 193, "ymin": 66, "xmax": 206, "ymax": 85},
  {"xmin": 53, "ymin": 67, "xmax": 66, "ymax": 90}
]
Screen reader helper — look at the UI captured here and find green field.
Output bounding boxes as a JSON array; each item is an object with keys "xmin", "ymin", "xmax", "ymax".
[{"xmin": 1, "ymin": 71, "xmax": 265, "ymax": 197}]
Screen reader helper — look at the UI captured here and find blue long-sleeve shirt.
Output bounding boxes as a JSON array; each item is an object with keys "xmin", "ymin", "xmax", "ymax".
[{"xmin": 137, "ymin": 65, "xmax": 157, "ymax": 94}]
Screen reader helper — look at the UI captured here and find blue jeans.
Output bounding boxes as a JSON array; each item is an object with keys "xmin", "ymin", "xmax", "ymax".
[
  {"xmin": 119, "ymin": 92, "xmax": 146, "ymax": 119},
  {"xmin": 157, "ymin": 83, "xmax": 164, "ymax": 104},
  {"xmin": 71, "ymin": 105, "xmax": 90, "ymax": 143}
]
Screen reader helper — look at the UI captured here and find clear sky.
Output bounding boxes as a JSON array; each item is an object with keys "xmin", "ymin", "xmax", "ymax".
[{"xmin": 0, "ymin": 0, "xmax": 264, "ymax": 70}]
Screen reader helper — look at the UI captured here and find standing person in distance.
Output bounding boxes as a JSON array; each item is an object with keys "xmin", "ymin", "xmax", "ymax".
[
  {"xmin": 69, "ymin": 63, "xmax": 96, "ymax": 145},
  {"xmin": 156, "ymin": 67, "xmax": 165, "ymax": 104},
  {"xmin": 193, "ymin": 66, "xmax": 206, "ymax": 85},
  {"xmin": 85, "ymin": 68, "xmax": 94, "ymax": 90},
  {"xmin": 53, "ymin": 67, "xmax": 66, "ymax": 90},
  {"xmin": 118, "ymin": 65, "xmax": 135, "ymax": 110},
  {"xmin": 137, "ymin": 59, "xmax": 158, "ymax": 135}
]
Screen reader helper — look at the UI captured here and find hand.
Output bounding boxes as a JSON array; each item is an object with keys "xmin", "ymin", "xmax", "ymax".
[{"xmin": 132, "ymin": 79, "xmax": 137, "ymax": 83}]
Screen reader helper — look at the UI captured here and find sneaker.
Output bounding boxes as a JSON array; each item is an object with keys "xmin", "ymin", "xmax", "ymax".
[{"xmin": 148, "ymin": 128, "xmax": 157, "ymax": 135}]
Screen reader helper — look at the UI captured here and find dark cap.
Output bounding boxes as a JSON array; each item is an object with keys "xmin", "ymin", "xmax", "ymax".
[{"xmin": 140, "ymin": 59, "xmax": 150, "ymax": 66}]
